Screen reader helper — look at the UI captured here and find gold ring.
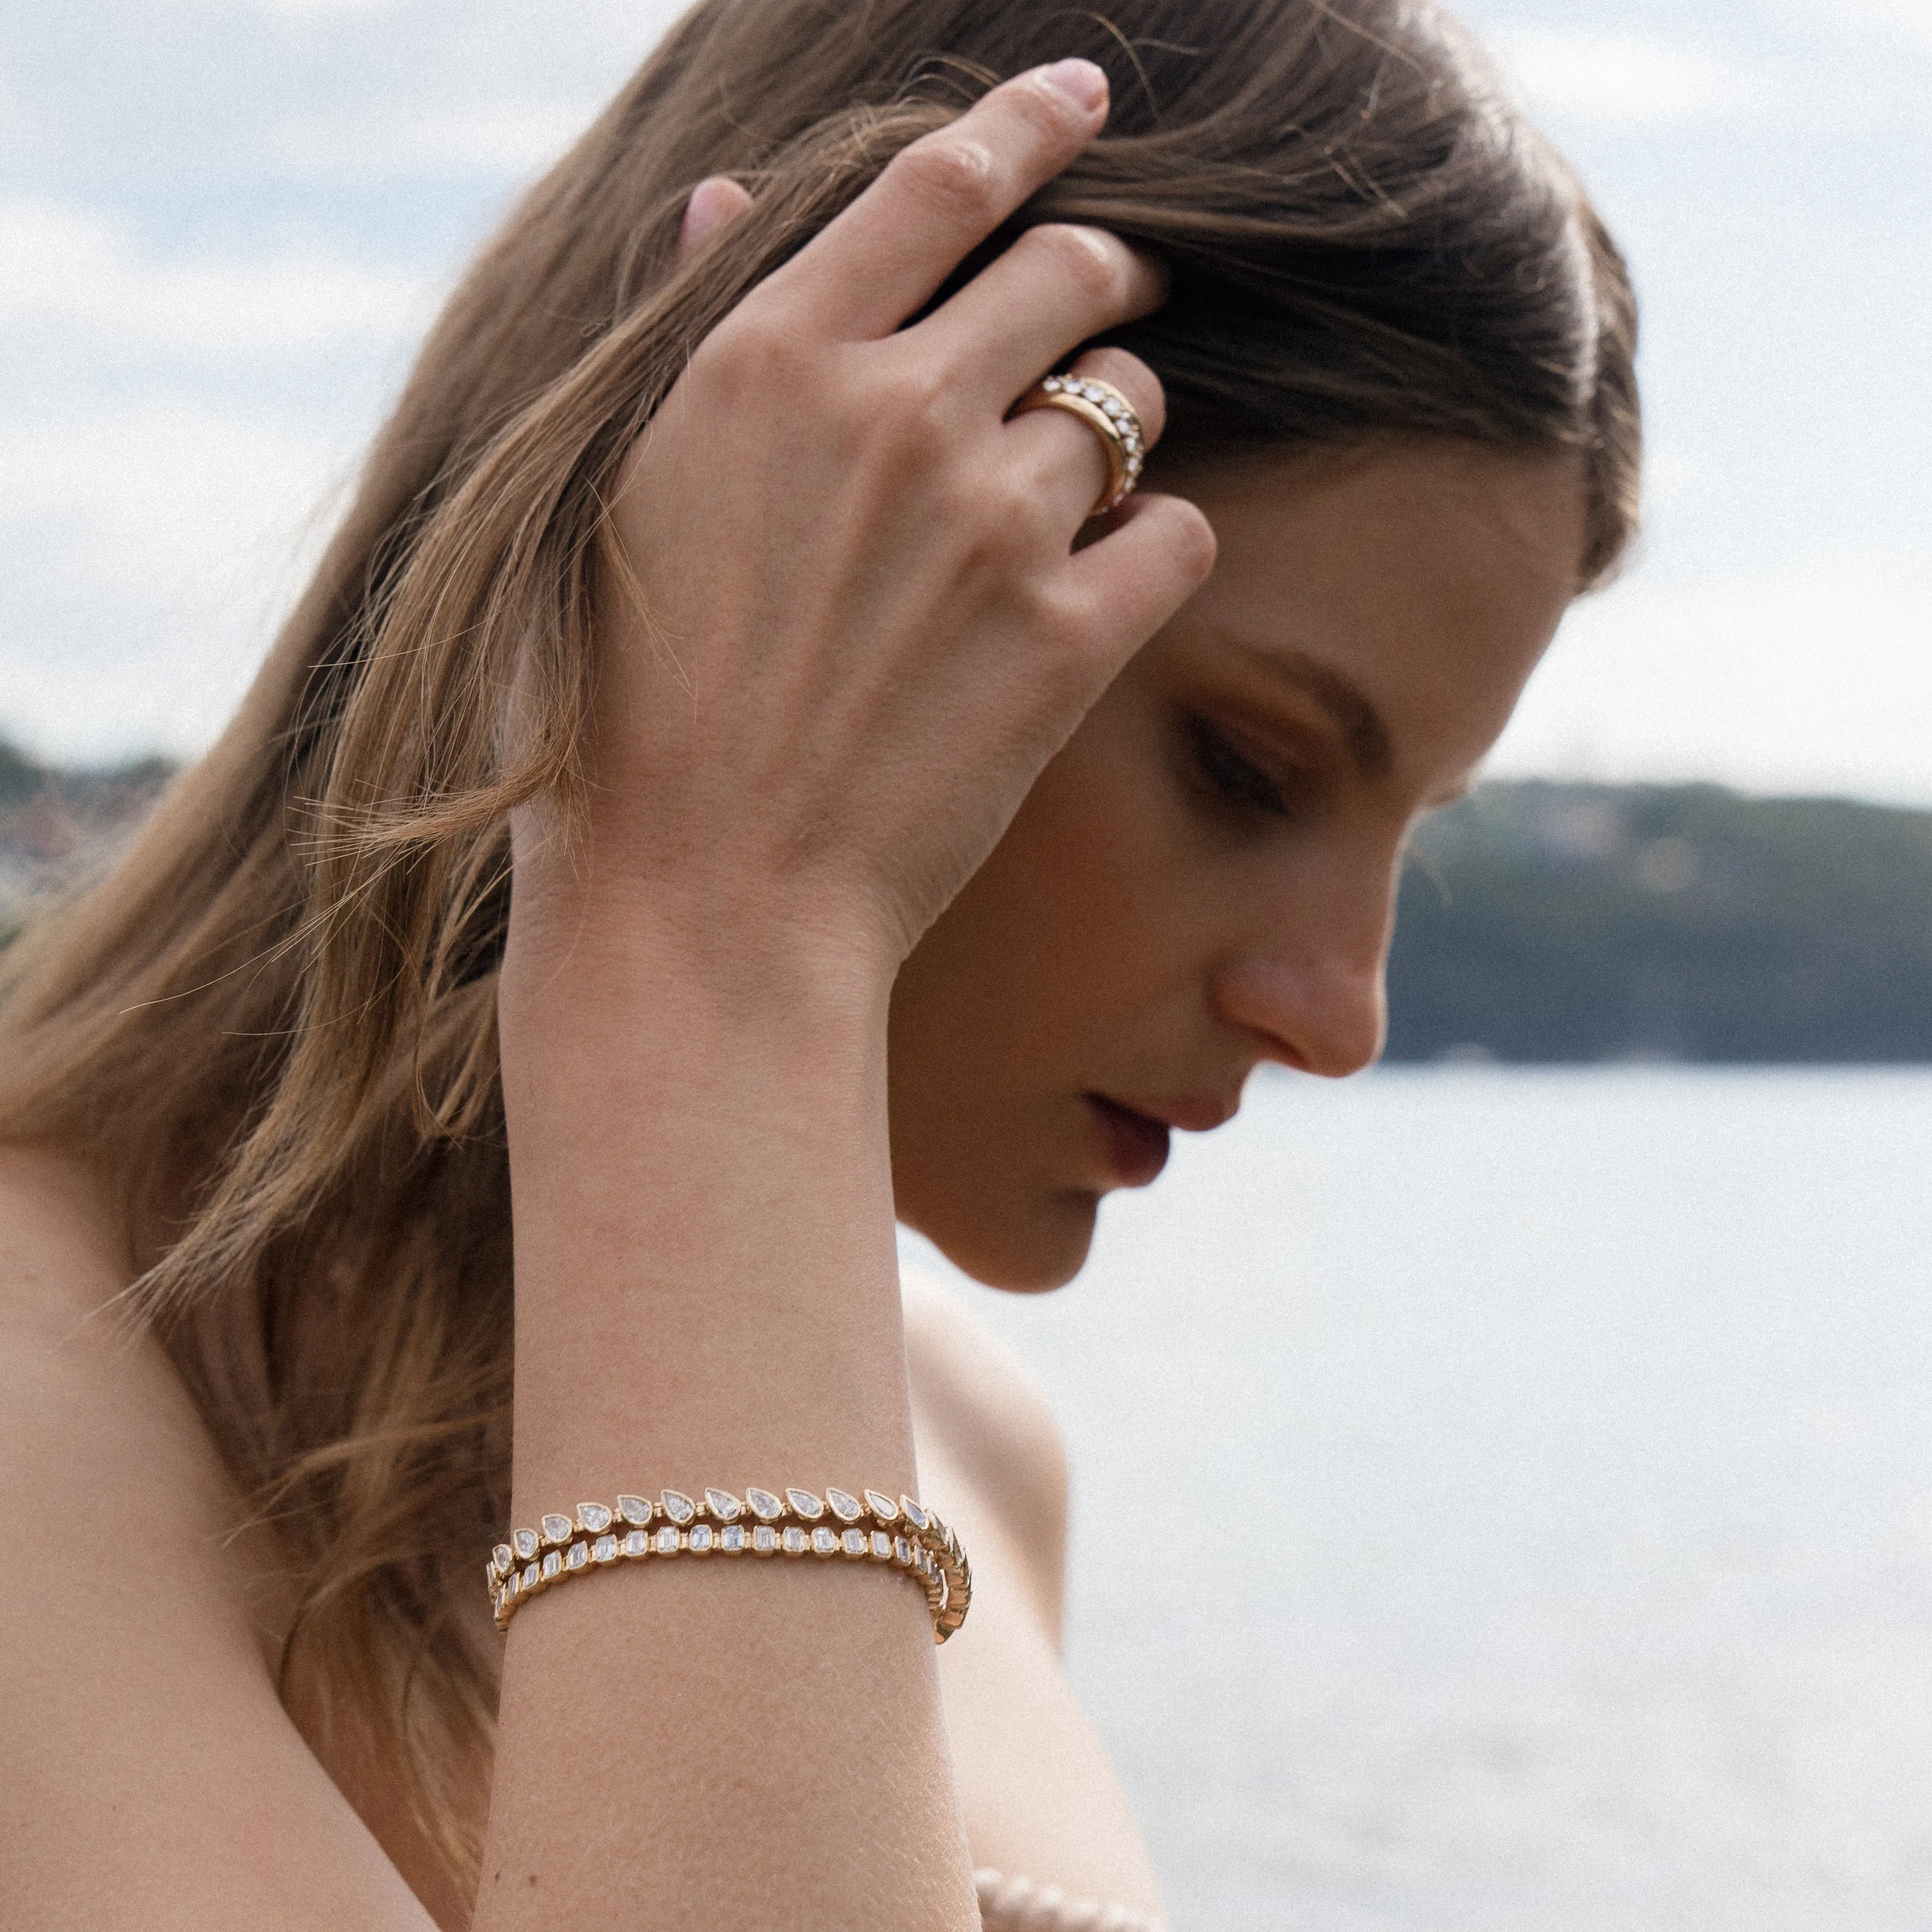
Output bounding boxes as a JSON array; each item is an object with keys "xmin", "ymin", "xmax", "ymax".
[{"xmin": 1011, "ymin": 374, "xmax": 1146, "ymax": 517}]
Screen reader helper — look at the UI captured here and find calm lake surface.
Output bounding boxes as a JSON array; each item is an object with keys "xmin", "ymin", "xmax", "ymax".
[{"xmin": 904, "ymin": 1067, "xmax": 1932, "ymax": 1932}]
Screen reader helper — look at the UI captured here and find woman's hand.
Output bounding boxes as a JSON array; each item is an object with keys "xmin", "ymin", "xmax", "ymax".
[
  {"xmin": 485, "ymin": 67, "xmax": 1213, "ymax": 1932},
  {"xmin": 541, "ymin": 59, "xmax": 1217, "ymax": 988}
]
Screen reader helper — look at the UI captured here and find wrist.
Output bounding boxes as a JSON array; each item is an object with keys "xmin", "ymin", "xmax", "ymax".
[{"xmin": 500, "ymin": 862, "xmax": 897, "ymax": 1069}]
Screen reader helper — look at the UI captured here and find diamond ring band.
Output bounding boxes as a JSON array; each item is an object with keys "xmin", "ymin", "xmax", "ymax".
[
  {"xmin": 1012, "ymin": 373, "xmax": 1146, "ymax": 517},
  {"xmin": 487, "ymin": 1484, "xmax": 972, "ymax": 1643}
]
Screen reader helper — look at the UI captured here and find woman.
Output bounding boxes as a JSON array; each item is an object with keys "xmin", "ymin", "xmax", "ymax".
[{"xmin": 0, "ymin": 2, "xmax": 1637, "ymax": 1927}]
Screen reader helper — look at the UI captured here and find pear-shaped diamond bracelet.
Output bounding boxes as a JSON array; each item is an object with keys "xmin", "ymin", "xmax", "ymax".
[{"xmin": 487, "ymin": 1485, "xmax": 971, "ymax": 1643}]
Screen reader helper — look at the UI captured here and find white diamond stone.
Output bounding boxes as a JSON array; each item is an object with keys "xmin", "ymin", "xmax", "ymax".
[
  {"xmin": 703, "ymin": 1487, "xmax": 743, "ymax": 1521},
  {"xmin": 811, "ymin": 1526, "xmax": 838, "ymax": 1556},
  {"xmin": 504, "ymin": 1572, "xmax": 521, "ymax": 1598},
  {"xmin": 616, "ymin": 1495, "xmax": 653, "ymax": 1526},
  {"xmin": 540, "ymin": 1513, "xmax": 573, "ymax": 1546},
  {"xmin": 513, "ymin": 1527, "xmax": 539, "ymax": 1561},
  {"xmin": 492, "ymin": 1544, "xmax": 515, "ymax": 1578},
  {"xmin": 576, "ymin": 1502, "xmax": 613, "ymax": 1534},
  {"xmin": 825, "ymin": 1487, "xmax": 863, "ymax": 1522},
  {"xmin": 745, "ymin": 1487, "xmax": 783, "ymax": 1521},
  {"xmin": 753, "ymin": 1524, "xmax": 777, "ymax": 1553},
  {"xmin": 689, "ymin": 1524, "xmax": 714, "ymax": 1553},
  {"xmin": 721, "ymin": 1524, "xmax": 746, "ymax": 1552},
  {"xmin": 592, "ymin": 1534, "xmax": 618, "ymax": 1564},
  {"xmin": 871, "ymin": 1530, "xmax": 893, "ymax": 1559},
  {"xmin": 863, "ymin": 1490, "xmax": 898, "ymax": 1523},
  {"xmin": 785, "ymin": 1488, "xmax": 824, "ymax": 1520},
  {"xmin": 624, "ymin": 1529, "xmax": 649, "ymax": 1558},
  {"xmin": 541, "ymin": 1551, "xmax": 561, "ymax": 1581},
  {"xmin": 781, "ymin": 1526, "xmax": 807, "ymax": 1555},
  {"xmin": 656, "ymin": 1526, "xmax": 682, "ymax": 1554},
  {"xmin": 565, "ymin": 1541, "xmax": 589, "ymax": 1571},
  {"xmin": 1082, "ymin": 382, "xmax": 1104, "ymax": 402},
  {"xmin": 1043, "ymin": 376, "xmax": 1063, "ymax": 392},
  {"xmin": 894, "ymin": 1536, "xmax": 911, "ymax": 1565},
  {"xmin": 484, "ymin": 1559, "xmax": 499, "ymax": 1595},
  {"xmin": 1103, "ymin": 397, "xmax": 1125, "ymax": 417},
  {"xmin": 899, "ymin": 1496, "xmax": 929, "ymax": 1532},
  {"xmin": 660, "ymin": 1490, "xmax": 696, "ymax": 1524},
  {"xmin": 841, "ymin": 1528, "xmax": 868, "ymax": 1558},
  {"xmin": 522, "ymin": 1561, "xmax": 541, "ymax": 1590}
]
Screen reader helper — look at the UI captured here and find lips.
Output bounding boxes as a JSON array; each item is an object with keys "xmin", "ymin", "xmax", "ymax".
[{"xmin": 1084, "ymin": 1094, "xmax": 1174, "ymax": 1187}]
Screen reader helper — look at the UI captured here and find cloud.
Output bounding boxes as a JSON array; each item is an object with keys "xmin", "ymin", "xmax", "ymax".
[
  {"xmin": 125, "ymin": 0, "xmax": 399, "ymax": 16},
  {"xmin": 1488, "ymin": 26, "xmax": 1778, "ymax": 124},
  {"xmin": 0, "ymin": 197, "xmax": 435, "ymax": 364},
  {"xmin": 0, "ymin": 396, "xmax": 352, "ymax": 761},
  {"xmin": 1783, "ymin": 0, "xmax": 1932, "ymax": 57},
  {"xmin": 1485, "ymin": 577, "xmax": 1932, "ymax": 807},
  {"xmin": 0, "ymin": 57, "xmax": 53, "ymax": 162},
  {"xmin": 270, "ymin": 102, "xmax": 590, "ymax": 180}
]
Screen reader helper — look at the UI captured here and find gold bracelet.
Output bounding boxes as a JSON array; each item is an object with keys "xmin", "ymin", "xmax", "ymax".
[{"xmin": 487, "ymin": 1485, "xmax": 971, "ymax": 1643}]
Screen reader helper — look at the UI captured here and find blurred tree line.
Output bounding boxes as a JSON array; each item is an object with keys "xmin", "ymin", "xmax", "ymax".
[
  {"xmin": 5, "ymin": 745, "xmax": 1931, "ymax": 1060},
  {"xmin": 1387, "ymin": 781, "xmax": 1932, "ymax": 1062},
  {"xmin": 0, "ymin": 740, "xmax": 176, "ymax": 946}
]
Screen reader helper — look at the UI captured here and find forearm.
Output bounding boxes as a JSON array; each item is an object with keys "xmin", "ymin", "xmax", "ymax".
[
  {"xmin": 477, "ymin": 892, "xmax": 974, "ymax": 1931},
  {"xmin": 470, "ymin": 57, "xmax": 1200, "ymax": 1924},
  {"xmin": 500, "ymin": 888, "xmax": 914, "ymax": 1489}
]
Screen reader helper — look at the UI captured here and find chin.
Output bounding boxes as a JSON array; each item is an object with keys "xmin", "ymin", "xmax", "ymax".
[{"xmin": 912, "ymin": 1187, "xmax": 1101, "ymax": 1295}]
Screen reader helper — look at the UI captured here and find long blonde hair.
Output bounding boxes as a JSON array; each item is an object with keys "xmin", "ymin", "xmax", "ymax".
[{"xmin": 0, "ymin": 0, "xmax": 1640, "ymax": 1902}]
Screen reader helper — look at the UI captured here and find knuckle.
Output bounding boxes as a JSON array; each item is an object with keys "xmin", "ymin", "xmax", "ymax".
[
  {"xmin": 944, "ymin": 468, "xmax": 1032, "ymax": 559},
  {"xmin": 871, "ymin": 361, "xmax": 950, "ymax": 439},
  {"xmin": 1164, "ymin": 498, "xmax": 1220, "ymax": 581},
  {"xmin": 892, "ymin": 133, "xmax": 1000, "ymax": 223},
  {"xmin": 697, "ymin": 305, "xmax": 785, "ymax": 382},
  {"xmin": 1027, "ymin": 576, "xmax": 1088, "ymax": 643},
  {"xmin": 986, "ymin": 473, "xmax": 1044, "ymax": 546},
  {"xmin": 1025, "ymin": 223, "xmax": 1133, "ymax": 307}
]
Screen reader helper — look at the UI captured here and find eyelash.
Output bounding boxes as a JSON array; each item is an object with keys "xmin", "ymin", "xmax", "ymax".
[{"xmin": 1184, "ymin": 715, "xmax": 1297, "ymax": 822}]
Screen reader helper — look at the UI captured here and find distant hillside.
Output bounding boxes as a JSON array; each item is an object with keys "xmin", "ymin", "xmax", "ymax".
[
  {"xmin": 1387, "ymin": 781, "xmax": 1932, "ymax": 1063},
  {"xmin": 5, "ymin": 750, "xmax": 1931, "ymax": 1061},
  {"xmin": 0, "ymin": 742, "xmax": 177, "ymax": 940}
]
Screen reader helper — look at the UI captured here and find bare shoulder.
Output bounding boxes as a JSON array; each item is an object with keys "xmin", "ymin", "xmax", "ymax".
[
  {"xmin": 0, "ymin": 1145, "xmax": 429, "ymax": 1929},
  {"xmin": 0, "ymin": 1141, "xmax": 132, "ymax": 1331},
  {"xmin": 900, "ymin": 1264, "xmax": 1068, "ymax": 1633},
  {"xmin": 0, "ymin": 1144, "xmax": 257, "ymax": 1631}
]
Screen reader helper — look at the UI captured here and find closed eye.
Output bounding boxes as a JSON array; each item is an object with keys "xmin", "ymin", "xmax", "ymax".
[{"xmin": 1185, "ymin": 715, "xmax": 1298, "ymax": 822}]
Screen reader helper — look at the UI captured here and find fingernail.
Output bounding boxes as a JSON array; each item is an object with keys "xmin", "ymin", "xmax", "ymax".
[{"xmin": 1039, "ymin": 58, "xmax": 1108, "ymax": 114}]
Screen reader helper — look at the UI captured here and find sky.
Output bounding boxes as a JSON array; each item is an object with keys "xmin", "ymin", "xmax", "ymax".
[{"xmin": 1, "ymin": 0, "xmax": 1927, "ymax": 804}]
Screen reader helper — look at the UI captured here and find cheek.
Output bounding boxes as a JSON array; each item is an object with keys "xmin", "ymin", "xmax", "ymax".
[
  {"xmin": 887, "ymin": 689, "xmax": 1188, "ymax": 1108},
  {"xmin": 981, "ymin": 687, "xmax": 1189, "ymax": 991},
  {"xmin": 885, "ymin": 696, "xmax": 1195, "ymax": 1285}
]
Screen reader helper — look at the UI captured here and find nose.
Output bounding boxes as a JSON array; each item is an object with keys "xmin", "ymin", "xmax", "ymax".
[{"xmin": 1208, "ymin": 857, "xmax": 1396, "ymax": 1078}]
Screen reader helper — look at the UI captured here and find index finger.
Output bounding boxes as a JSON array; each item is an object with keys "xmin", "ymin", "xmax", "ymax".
[{"xmin": 761, "ymin": 60, "xmax": 1110, "ymax": 342}]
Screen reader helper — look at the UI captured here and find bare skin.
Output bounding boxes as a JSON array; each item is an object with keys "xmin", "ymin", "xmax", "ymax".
[
  {"xmin": 0, "ymin": 59, "xmax": 1583, "ymax": 1932},
  {"xmin": 890, "ymin": 441, "xmax": 1582, "ymax": 1289}
]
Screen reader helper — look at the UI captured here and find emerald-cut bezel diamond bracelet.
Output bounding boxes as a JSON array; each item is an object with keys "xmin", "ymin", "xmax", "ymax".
[{"xmin": 487, "ymin": 1485, "xmax": 972, "ymax": 1643}]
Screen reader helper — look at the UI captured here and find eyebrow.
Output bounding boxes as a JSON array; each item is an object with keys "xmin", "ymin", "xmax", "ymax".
[{"xmin": 1207, "ymin": 627, "xmax": 1395, "ymax": 781}]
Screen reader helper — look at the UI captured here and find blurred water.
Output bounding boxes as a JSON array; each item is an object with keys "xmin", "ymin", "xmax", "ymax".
[{"xmin": 905, "ymin": 1067, "xmax": 1932, "ymax": 1931}]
